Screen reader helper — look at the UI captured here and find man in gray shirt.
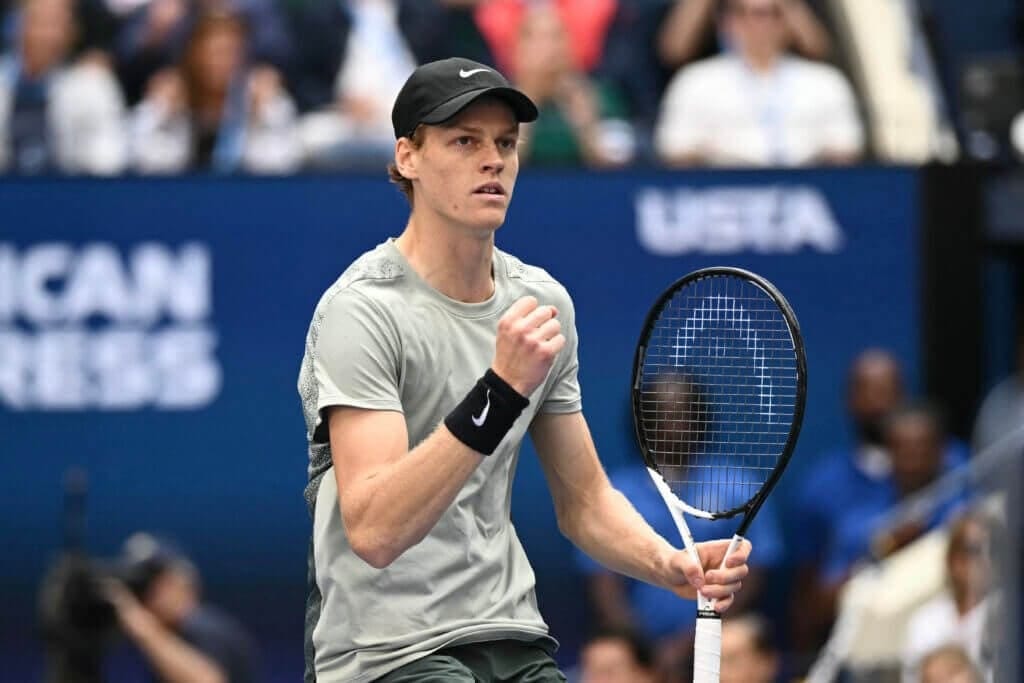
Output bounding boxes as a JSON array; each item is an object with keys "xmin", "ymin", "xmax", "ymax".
[{"xmin": 298, "ymin": 57, "xmax": 752, "ymax": 683}]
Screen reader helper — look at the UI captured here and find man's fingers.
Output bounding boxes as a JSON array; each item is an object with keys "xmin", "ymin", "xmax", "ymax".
[
  {"xmin": 680, "ymin": 553, "xmax": 706, "ymax": 590},
  {"xmin": 705, "ymin": 563, "xmax": 748, "ymax": 585},
  {"xmin": 725, "ymin": 544, "xmax": 751, "ymax": 568},
  {"xmin": 505, "ymin": 295, "xmax": 539, "ymax": 320},
  {"xmin": 533, "ymin": 317, "xmax": 562, "ymax": 342},
  {"xmin": 701, "ymin": 538, "xmax": 751, "ymax": 567},
  {"xmin": 713, "ymin": 593, "xmax": 736, "ymax": 613},
  {"xmin": 700, "ymin": 580, "xmax": 742, "ymax": 601},
  {"xmin": 539, "ymin": 334, "xmax": 566, "ymax": 357},
  {"xmin": 522, "ymin": 303, "xmax": 557, "ymax": 330}
]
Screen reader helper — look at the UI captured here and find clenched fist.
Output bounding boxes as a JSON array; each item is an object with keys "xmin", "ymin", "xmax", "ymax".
[{"xmin": 491, "ymin": 296, "xmax": 566, "ymax": 397}]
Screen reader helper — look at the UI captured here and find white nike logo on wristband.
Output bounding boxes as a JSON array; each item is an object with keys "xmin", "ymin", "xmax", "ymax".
[{"xmin": 472, "ymin": 390, "xmax": 491, "ymax": 427}]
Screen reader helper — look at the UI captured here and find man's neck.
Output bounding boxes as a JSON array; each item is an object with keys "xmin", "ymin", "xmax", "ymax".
[
  {"xmin": 741, "ymin": 49, "xmax": 782, "ymax": 75},
  {"xmin": 395, "ymin": 214, "xmax": 495, "ymax": 303},
  {"xmin": 953, "ymin": 588, "xmax": 984, "ymax": 618}
]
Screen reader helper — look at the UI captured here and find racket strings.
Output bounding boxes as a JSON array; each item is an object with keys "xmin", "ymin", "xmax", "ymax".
[{"xmin": 638, "ymin": 277, "xmax": 798, "ymax": 515}]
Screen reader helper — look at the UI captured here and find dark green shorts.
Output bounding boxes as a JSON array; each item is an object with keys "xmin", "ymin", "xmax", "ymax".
[{"xmin": 374, "ymin": 639, "xmax": 567, "ymax": 683}]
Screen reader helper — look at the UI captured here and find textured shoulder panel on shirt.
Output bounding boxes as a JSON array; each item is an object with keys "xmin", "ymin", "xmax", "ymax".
[
  {"xmin": 336, "ymin": 248, "xmax": 406, "ymax": 289},
  {"xmin": 499, "ymin": 249, "xmax": 558, "ymax": 284}
]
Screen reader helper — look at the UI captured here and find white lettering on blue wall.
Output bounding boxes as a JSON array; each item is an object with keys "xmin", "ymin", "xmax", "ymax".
[
  {"xmin": 635, "ymin": 186, "xmax": 844, "ymax": 255},
  {"xmin": 0, "ymin": 242, "xmax": 220, "ymax": 411}
]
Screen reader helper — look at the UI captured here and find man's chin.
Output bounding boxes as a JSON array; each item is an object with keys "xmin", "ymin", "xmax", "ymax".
[{"xmin": 467, "ymin": 212, "xmax": 507, "ymax": 234}]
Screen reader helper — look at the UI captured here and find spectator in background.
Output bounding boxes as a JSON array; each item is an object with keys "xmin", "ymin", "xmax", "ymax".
[
  {"xmin": 902, "ymin": 509, "xmax": 998, "ymax": 682},
  {"xmin": 972, "ymin": 319, "xmax": 1024, "ymax": 453},
  {"xmin": 474, "ymin": 0, "xmax": 618, "ymax": 78},
  {"xmin": 130, "ymin": 11, "xmax": 300, "ymax": 173},
  {"xmin": 105, "ymin": 532, "xmax": 257, "ymax": 683},
  {"xmin": 114, "ymin": 0, "xmax": 292, "ymax": 104},
  {"xmin": 511, "ymin": 3, "xmax": 635, "ymax": 166},
  {"xmin": 820, "ymin": 402, "xmax": 969, "ymax": 585},
  {"xmin": 285, "ymin": 0, "xmax": 495, "ymax": 117},
  {"xmin": 578, "ymin": 627, "xmax": 657, "ymax": 683},
  {"xmin": 656, "ymin": 0, "xmax": 831, "ymax": 69},
  {"xmin": 789, "ymin": 349, "xmax": 905, "ymax": 657},
  {"xmin": 720, "ymin": 614, "xmax": 779, "ymax": 683},
  {"xmin": 0, "ymin": 0, "xmax": 127, "ymax": 174},
  {"xmin": 0, "ymin": 0, "xmax": 122, "ymax": 63},
  {"xmin": 593, "ymin": 0, "xmax": 675, "ymax": 146},
  {"xmin": 917, "ymin": 645, "xmax": 984, "ymax": 683},
  {"xmin": 296, "ymin": 0, "xmax": 417, "ymax": 170},
  {"xmin": 654, "ymin": 0, "xmax": 862, "ymax": 167}
]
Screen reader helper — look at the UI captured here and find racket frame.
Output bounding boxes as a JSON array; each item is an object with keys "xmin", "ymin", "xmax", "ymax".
[
  {"xmin": 630, "ymin": 267, "xmax": 808, "ymax": 683},
  {"xmin": 631, "ymin": 266, "xmax": 807, "ymax": 532}
]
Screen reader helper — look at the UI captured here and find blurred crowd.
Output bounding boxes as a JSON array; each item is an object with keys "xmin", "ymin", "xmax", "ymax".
[
  {"xmin": 571, "ymin": 325, "xmax": 1024, "ymax": 683},
  {"xmin": 0, "ymin": 0, "xmax": 1002, "ymax": 175}
]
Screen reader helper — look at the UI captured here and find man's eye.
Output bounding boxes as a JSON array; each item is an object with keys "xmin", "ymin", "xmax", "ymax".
[
  {"xmin": 455, "ymin": 136, "xmax": 473, "ymax": 146},
  {"xmin": 499, "ymin": 139, "xmax": 518, "ymax": 150}
]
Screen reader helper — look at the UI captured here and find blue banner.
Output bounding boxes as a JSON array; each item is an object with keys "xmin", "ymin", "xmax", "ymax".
[{"xmin": 0, "ymin": 168, "xmax": 919, "ymax": 676}]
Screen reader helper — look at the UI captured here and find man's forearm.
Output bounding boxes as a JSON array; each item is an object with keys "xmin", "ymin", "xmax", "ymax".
[
  {"xmin": 339, "ymin": 422, "xmax": 483, "ymax": 568},
  {"xmin": 562, "ymin": 484, "xmax": 677, "ymax": 589}
]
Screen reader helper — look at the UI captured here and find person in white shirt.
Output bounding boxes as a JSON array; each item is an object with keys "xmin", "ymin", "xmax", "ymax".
[
  {"xmin": 131, "ymin": 11, "xmax": 300, "ymax": 174},
  {"xmin": 902, "ymin": 510, "xmax": 998, "ymax": 683},
  {"xmin": 298, "ymin": 0, "xmax": 419, "ymax": 170},
  {"xmin": 0, "ymin": 0, "xmax": 127, "ymax": 175},
  {"xmin": 655, "ymin": 0, "xmax": 863, "ymax": 168}
]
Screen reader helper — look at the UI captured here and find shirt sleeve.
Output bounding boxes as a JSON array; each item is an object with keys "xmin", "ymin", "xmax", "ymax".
[
  {"xmin": 313, "ymin": 288, "xmax": 403, "ymax": 426},
  {"xmin": 539, "ymin": 286, "xmax": 582, "ymax": 414}
]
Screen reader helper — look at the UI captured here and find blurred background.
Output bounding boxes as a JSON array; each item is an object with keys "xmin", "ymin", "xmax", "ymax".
[{"xmin": 0, "ymin": 0, "xmax": 1022, "ymax": 682}]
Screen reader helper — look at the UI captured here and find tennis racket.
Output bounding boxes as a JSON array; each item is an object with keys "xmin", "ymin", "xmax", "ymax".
[{"xmin": 631, "ymin": 267, "xmax": 807, "ymax": 683}]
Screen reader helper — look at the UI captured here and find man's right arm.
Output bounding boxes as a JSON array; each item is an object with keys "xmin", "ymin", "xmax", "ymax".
[
  {"xmin": 327, "ymin": 295, "xmax": 565, "ymax": 569},
  {"xmin": 328, "ymin": 407, "xmax": 483, "ymax": 568}
]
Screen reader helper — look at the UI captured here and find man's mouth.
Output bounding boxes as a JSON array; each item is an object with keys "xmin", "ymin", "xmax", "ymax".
[{"xmin": 473, "ymin": 183, "xmax": 505, "ymax": 196}]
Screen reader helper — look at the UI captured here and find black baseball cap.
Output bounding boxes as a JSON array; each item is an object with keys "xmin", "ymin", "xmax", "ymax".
[{"xmin": 391, "ymin": 57, "xmax": 538, "ymax": 140}]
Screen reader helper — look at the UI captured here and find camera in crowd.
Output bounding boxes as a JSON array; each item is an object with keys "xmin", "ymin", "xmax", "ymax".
[{"xmin": 38, "ymin": 532, "xmax": 191, "ymax": 683}]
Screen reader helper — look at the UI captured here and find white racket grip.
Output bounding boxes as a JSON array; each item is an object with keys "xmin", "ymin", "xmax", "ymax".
[{"xmin": 693, "ymin": 611, "xmax": 722, "ymax": 683}]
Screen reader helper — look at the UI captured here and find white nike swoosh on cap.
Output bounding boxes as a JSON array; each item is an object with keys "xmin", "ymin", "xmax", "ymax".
[{"xmin": 459, "ymin": 68, "xmax": 491, "ymax": 78}]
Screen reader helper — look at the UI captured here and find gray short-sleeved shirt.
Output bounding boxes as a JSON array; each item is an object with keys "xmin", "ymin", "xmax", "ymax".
[{"xmin": 297, "ymin": 239, "xmax": 582, "ymax": 683}]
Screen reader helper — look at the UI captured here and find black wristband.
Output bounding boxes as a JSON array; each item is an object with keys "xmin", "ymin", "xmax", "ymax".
[{"xmin": 444, "ymin": 370, "xmax": 530, "ymax": 455}]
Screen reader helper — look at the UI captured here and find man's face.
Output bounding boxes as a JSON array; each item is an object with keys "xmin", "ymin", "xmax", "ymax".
[
  {"xmin": 580, "ymin": 638, "xmax": 652, "ymax": 683},
  {"xmin": 142, "ymin": 567, "xmax": 197, "ymax": 628},
  {"xmin": 920, "ymin": 653, "xmax": 981, "ymax": 683},
  {"xmin": 887, "ymin": 414, "xmax": 942, "ymax": 495},
  {"xmin": 725, "ymin": 0, "xmax": 787, "ymax": 60},
  {"xmin": 403, "ymin": 98, "xmax": 520, "ymax": 233},
  {"xmin": 948, "ymin": 519, "xmax": 992, "ymax": 601},
  {"xmin": 720, "ymin": 621, "xmax": 777, "ymax": 683},
  {"xmin": 847, "ymin": 354, "xmax": 903, "ymax": 445},
  {"xmin": 192, "ymin": 24, "xmax": 245, "ymax": 93},
  {"xmin": 21, "ymin": 0, "xmax": 75, "ymax": 74}
]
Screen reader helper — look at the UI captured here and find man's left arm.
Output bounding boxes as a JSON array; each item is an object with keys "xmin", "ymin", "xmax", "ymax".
[{"xmin": 530, "ymin": 411, "xmax": 750, "ymax": 610}]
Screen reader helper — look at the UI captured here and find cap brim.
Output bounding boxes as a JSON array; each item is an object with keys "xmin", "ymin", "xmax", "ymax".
[{"xmin": 420, "ymin": 86, "xmax": 539, "ymax": 127}]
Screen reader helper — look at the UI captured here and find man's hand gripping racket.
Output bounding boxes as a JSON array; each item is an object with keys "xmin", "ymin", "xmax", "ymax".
[{"xmin": 631, "ymin": 267, "xmax": 807, "ymax": 683}]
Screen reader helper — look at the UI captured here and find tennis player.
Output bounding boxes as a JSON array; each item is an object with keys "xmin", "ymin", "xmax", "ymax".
[{"xmin": 298, "ymin": 57, "xmax": 752, "ymax": 683}]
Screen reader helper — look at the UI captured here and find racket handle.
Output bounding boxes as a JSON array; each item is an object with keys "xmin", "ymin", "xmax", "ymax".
[
  {"xmin": 693, "ymin": 611, "xmax": 722, "ymax": 683},
  {"xmin": 694, "ymin": 533, "xmax": 743, "ymax": 683}
]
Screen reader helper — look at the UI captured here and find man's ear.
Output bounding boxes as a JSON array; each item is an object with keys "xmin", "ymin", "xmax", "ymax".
[{"xmin": 394, "ymin": 137, "xmax": 419, "ymax": 181}]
